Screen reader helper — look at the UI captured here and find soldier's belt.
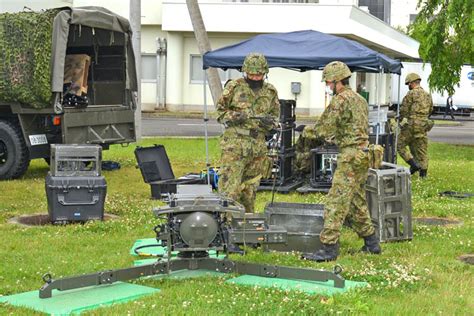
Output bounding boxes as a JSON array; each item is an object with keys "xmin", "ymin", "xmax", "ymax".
[{"xmin": 232, "ymin": 127, "xmax": 260, "ymax": 138}]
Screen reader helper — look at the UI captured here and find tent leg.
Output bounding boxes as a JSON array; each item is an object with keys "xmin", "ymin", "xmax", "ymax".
[
  {"xmin": 203, "ymin": 70, "xmax": 211, "ymax": 185},
  {"xmin": 394, "ymin": 74, "xmax": 401, "ymax": 164},
  {"xmin": 375, "ymin": 68, "xmax": 382, "ymax": 145}
]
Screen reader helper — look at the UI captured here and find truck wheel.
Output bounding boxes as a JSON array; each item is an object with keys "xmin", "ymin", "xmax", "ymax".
[{"xmin": 0, "ymin": 120, "xmax": 30, "ymax": 180}]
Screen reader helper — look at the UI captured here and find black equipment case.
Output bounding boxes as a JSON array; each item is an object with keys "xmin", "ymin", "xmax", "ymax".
[
  {"xmin": 135, "ymin": 145, "xmax": 203, "ymax": 199},
  {"xmin": 45, "ymin": 174, "xmax": 106, "ymax": 223},
  {"xmin": 46, "ymin": 144, "xmax": 106, "ymax": 223}
]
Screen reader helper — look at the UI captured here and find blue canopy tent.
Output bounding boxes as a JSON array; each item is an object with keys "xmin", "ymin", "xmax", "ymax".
[
  {"xmin": 203, "ymin": 30, "xmax": 402, "ymax": 74},
  {"xmin": 199, "ymin": 30, "xmax": 403, "ymax": 170}
]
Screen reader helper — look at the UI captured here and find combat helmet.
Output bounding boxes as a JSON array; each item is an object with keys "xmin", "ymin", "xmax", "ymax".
[
  {"xmin": 242, "ymin": 53, "xmax": 269, "ymax": 75},
  {"xmin": 322, "ymin": 61, "xmax": 352, "ymax": 82},
  {"xmin": 405, "ymin": 73, "xmax": 421, "ymax": 85}
]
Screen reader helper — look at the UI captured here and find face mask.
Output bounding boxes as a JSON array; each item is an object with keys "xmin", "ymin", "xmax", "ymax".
[
  {"xmin": 245, "ymin": 77, "xmax": 264, "ymax": 90},
  {"xmin": 325, "ymin": 85, "xmax": 334, "ymax": 96}
]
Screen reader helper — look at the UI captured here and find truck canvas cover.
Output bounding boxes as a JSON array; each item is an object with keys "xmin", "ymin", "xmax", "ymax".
[{"xmin": 0, "ymin": 6, "xmax": 137, "ymax": 109}]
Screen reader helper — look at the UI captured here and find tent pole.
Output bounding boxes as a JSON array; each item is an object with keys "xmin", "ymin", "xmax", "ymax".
[
  {"xmin": 203, "ymin": 70, "xmax": 211, "ymax": 186},
  {"xmin": 394, "ymin": 74, "xmax": 401, "ymax": 164},
  {"xmin": 375, "ymin": 68, "xmax": 381, "ymax": 145}
]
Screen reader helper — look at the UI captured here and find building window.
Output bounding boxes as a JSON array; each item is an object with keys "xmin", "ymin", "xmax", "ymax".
[
  {"xmin": 359, "ymin": 0, "xmax": 390, "ymax": 23},
  {"xmin": 190, "ymin": 55, "xmax": 241, "ymax": 84},
  {"xmin": 141, "ymin": 54, "xmax": 157, "ymax": 81}
]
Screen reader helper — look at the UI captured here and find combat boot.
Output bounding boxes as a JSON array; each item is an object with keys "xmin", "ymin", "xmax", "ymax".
[
  {"xmin": 419, "ymin": 169, "xmax": 428, "ymax": 179},
  {"xmin": 360, "ymin": 234, "xmax": 381, "ymax": 254},
  {"xmin": 407, "ymin": 159, "xmax": 421, "ymax": 174},
  {"xmin": 302, "ymin": 243, "xmax": 339, "ymax": 262}
]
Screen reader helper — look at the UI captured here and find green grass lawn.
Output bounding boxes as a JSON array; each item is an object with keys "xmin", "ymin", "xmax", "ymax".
[{"xmin": 0, "ymin": 139, "xmax": 473, "ymax": 315}]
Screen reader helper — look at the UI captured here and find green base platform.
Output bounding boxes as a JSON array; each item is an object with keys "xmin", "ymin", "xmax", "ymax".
[
  {"xmin": 0, "ymin": 238, "xmax": 368, "ymax": 314},
  {"xmin": 227, "ymin": 275, "xmax": 368, "ymax": 295},
  {"xmin": 131, "ymin": 238, "xmax": 368, "ymax": 294},
  {"xmin": 0, "ymin": 282, "xmax": 159, "ymax": 315}
]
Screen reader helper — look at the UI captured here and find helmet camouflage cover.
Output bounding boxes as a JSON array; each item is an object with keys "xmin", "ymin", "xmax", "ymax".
[
  {"xmin": 405, "ymin": 72, "xmax": 421, "ymax": 85},
  {"xmin": 242, "ymin": 53, "xmax": 269, "ymax": 75},
  {"xmin": 321, "ymin": 61, "xmax": 352, "ymax": 82}
]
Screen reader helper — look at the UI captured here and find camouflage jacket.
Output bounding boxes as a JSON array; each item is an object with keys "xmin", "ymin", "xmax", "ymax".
[
  {"xmin": 216, "ymin": 78, "xmax": 280, "ymax": 133},
  {"xmin": 315, "ymin": 86, "xmax": 369, "ymax": 151},
  {"xmin": 400, "ymin": 86, "xmax": 433, "ymax": 124}
]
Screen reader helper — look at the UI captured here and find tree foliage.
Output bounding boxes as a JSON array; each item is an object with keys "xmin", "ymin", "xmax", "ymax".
[
  {"xmin": 0, "ymin": 9, "xmax": 58, "ymax": 108},
  {"xmin": 410, "ymin": 0, "xmax": 473, "ymax": 95}
]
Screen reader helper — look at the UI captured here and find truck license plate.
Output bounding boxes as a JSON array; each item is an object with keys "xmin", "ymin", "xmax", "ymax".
[{"xmin": 29, "ymin": 134, "xmax": 48, "ymax": 146}]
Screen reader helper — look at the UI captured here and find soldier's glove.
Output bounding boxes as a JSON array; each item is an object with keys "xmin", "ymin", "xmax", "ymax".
[
  {"xmin": 399, "ymin": 117, "xmax": 408, "ymax": 127},
  {"xmin": 295, "ymin": 124, "xmax": 306, "ymax": 133},
  {"xmin": 229, "ymin": 111, "xmax": 248, "ymax": 124},
  {"xmin": 258, "ymin": 115, "xmax": 276, "ymax": 129}
]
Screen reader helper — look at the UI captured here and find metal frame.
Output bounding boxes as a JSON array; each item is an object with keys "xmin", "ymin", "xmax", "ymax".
[
  {"xmin": 366, "ymin": 162, "xmax": 413, "ymax": 242},
  {"xmin": 39, "ymin": 191, "xmax": 346, "ymax": 299},
  {"xmin": 39, "ymin": 257, "xmax": 344, "ymax": 298}
]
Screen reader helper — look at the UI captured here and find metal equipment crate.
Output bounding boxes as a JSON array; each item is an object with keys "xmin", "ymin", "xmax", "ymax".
[
  {"xmin": 45, "ymin": 174, "xmax": 106, "ymax": 223},
  {"xmin": 310, "ymin": 146, "xmax": 338, "ymax": 189},
  {"xmin": 277, "ymin": 123, "xmax": 296, "ymax": 154},
  {"xmin": 366, "ymin": 162, "xmax": 413, "ymax": 242},
  {"xmin": 264, "ymin": 202, "xmax": 324, "ymax": 253},
  {"xmin": 260, "ymin": 151, "xmax": 295, "ymax": 187},
  {"xmin": 50, "ymin": 144, "xmax": 102, "ymax": 177},
  {"xmin": 279, "ymin": 99, "xmax": 296, "ymax": 123}
]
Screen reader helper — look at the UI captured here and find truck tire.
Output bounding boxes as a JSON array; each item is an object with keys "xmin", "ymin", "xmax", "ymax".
[{"xmin": 0, "ymin": 120, "xmax": 30, "ymax": 179}]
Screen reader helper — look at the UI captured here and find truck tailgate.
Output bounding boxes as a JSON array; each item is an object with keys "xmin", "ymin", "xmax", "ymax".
[{"xmin": 62, "ymin": 106, "xmax": 136, "ymax": 144}]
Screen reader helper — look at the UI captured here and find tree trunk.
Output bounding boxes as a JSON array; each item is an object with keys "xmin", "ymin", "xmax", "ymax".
[
  {"xmin": 185, "ymin": 0, "xmax": 223, "ymax": 105},
  {"xmin": 130, "ymin": 0, "xmax": 142, "ymax": 140}
]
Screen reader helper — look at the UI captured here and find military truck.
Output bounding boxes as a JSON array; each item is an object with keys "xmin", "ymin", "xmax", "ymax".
[{"xmin": 0, "ymin": 7, "xmax": 137, "ymax": 179}]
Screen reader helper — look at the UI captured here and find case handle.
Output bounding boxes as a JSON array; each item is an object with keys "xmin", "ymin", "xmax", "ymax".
[{"xmin": 57, "ymin": 194, "xmax": 100, "ymax": 206}]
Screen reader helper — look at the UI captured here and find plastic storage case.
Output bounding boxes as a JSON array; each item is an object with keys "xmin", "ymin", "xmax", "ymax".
[
  {"xmin": 50, "ymin": 144, "xmax": 102, "ymax": 177},
  {"xmin": 366, "ymin": 162, "xmax": 413, "ymax": 242},
  {"xmin": 45, "ymin": 174, "xmax": 106, "ymax": 223},
  {"xmin": 264, "ymin": 202, "xmax": 324, "ymax": 253},
  {"xmin": 134, "ymin": 145, "xmax": 203, "ymax": 199}
]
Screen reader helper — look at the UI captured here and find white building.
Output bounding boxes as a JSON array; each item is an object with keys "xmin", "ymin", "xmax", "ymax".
[{"xmin": 2, "ymin": 0, "xmax": 421, "ymax": 114}]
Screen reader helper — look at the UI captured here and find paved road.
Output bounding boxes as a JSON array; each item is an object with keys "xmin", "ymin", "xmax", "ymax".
[
  {"xmin": 428, "ymin": 121, "xmax": 474, "ymax": 145},
  {"xmin": 142, "ymin": 117, "xmax": 474, "ymax": 145}
]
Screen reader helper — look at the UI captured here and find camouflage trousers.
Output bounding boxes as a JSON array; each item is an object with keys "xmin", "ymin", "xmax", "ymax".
[
  {"xmin": 320, "ymin": 149, "xmax": 375, "ymax": 245},
  {"xmin": 218, "ymin": 131, "xmax": 268, "ymax": 213},
  {"xmin": 397, "ymin": 127, "xmax": 429, "ymax": 170}
]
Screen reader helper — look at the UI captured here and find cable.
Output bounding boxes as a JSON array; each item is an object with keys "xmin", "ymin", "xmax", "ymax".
[
  {"xmin": 133, "ymin": 244, "xmax": 165, "ymax": 258},
  {"xmin": 270, "ymin": 122, "xmax": 284, "ymax": 206}
]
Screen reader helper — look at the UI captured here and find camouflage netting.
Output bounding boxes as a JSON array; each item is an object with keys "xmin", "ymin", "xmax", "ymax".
[{"xmin": 0, "ymin": 9, "xmax": 59, "ymax": 109}]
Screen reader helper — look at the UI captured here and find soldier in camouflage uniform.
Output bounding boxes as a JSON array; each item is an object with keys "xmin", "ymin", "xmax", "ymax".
[
  {"xmin": 216, "ymin": 53, "xmax": 280, "ymax": 214},
  {"xmin": 397, "ymin": 73, "xmax": 434, "ymax": 178},
  {"xmin": 302, "ymin": 61, "xmax": 381, "ymax": 262}
]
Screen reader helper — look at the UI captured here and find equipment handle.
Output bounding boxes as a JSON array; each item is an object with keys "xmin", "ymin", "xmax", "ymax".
[{"xmin": 57, "ymin": 194, "xmax": 100, "ymax": 206}]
